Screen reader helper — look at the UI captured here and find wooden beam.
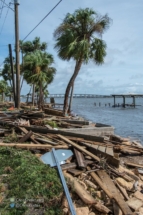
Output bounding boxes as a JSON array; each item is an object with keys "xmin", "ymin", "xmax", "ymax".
[
  {"xmin": 19, "ymin": 130, "xmax": 33, "ymax": 143},
  {"xmin": 125, "ymin": 162, "xmax": 143, "ymax": 168},
  {"xmin": 97, "ymin": 170, "xmax": 133, "ymax": 215},
  {"xmin": 58, "ymin": 135, "xmax": 100, "ymax": 162},
  {"xmin": 18, "ymin": 127, "xmax": 40, "ymax": 144},
  {"xmin": 0, "ymin": 143, "xmax": 68, "ymax": 149},
  {"xmin": 74, "ymin": 148, "xmax": 86, "ymax": 169}
]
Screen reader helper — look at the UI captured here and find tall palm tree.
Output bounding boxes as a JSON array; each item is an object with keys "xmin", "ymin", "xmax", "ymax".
[
  {"xmin": 20, "ymin": 37, "xmax": 48, "ymax": 104},
  {"xmin": 54, "ymin": 8, "xmax": 111, "ymax": 115},
  {"xmin": 23, "ymin": 51, "xmax": 56, "ymax": 109}
]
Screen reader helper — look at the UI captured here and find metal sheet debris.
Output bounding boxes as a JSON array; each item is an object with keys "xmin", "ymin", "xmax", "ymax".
[{"xmin": 40, "ymin": 149, "xmax": 73, "ymax": 167}]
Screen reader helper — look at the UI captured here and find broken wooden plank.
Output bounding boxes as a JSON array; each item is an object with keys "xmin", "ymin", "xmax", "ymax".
[
  {"xmin": 115, "ymin": 181, "xmax": 129, "ymax": 201},
  {"xmin": 67, "ymin": 169, "xmax": 84, "ymax": 176},
  {"xmin": 61, "ymin": 160, "xmax": 94, "ymax": 171},
  {"xmin": 35, "ymin": 137, "xmax": 57, "ymax": 145},
  {"xmin": 87, "ymin": 166, "xmax": 113, "ymax": 199},
  {"xmin": 98, "ymin": 145, "xmax": 106, "ymax": 152},
  {"xmin": 97, "ymin": 170, "xmax": 133, "ymax": 215},
  {"xmin": 106, "ymin": 147, "xmax": 114, "ymax": 156},
  {"xmin": 125, "ymin": 162, "xmax": 143, "ymax": 168},
  {"xmin": 18, "ymin": 127, "xmax": 40, "ymax": 144},
  {"xmin": 64, "ymin": 172, "xmax": 111, "ymax": 214},
  {"xmin": 0, "ymin": 143, "xmax": 68, "ymax": 149},
  {"xmin": 58, "ymin": 135, "xmax": 100, "ymax": 162},
  {"xmin": 19, "ymin": 130, "xmax": 33, "ymax": 143},
  {"xmin": 74, "ymin": 148, "xmax": 86, "ymax": 169},
  {"xmin": 81, "ymin": 141, "xmax": 119, "ymax": 167}
]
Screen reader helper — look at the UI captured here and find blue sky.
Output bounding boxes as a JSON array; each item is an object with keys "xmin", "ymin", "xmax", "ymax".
[{"xmin": 0, "ymin": 0, "xmax": 143, "ymax": 95}]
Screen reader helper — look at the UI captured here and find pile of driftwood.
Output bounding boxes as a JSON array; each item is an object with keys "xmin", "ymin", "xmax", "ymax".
[{"xmin": 0, "ymin": 110, "xmax": 143, "ymax": 215}]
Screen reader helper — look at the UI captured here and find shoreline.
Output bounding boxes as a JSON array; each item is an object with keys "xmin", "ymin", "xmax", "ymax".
[{"xmin": 0, "ymin": 104, "xmax": 143, "ymax": 214}]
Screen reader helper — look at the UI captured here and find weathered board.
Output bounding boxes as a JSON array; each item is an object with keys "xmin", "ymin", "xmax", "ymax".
[{"xmin": 97, "ymin": 170, "xmax": 133, "ymax": 215}]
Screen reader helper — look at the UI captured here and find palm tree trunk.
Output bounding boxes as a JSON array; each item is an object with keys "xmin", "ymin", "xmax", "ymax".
[
  {"xmin": 63, "ymin": 59, "xmax": 82, "ymax": 115},
  {"xmin": 20, "ymin": 76, "xmax": 24, "ymax": 92},
  {"xmin": 2, "ymin": 92, "xmax": 5, "ymax": 102},
  {"xmin": 68, "ymin": 83, "xmax": 74, "ymax": 113},
  {"xmin": 32, "ymin": 84, "xmax": 35, "ymax": 106},
  {"xmin": 38, "ymin": 82, "xmax": 43, "ymax": 110},
  {"xmin": 26, "ymin": 86, "xmax": 32, "ymax": 104}
]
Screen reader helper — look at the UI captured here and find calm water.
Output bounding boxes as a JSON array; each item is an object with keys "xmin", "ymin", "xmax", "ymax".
[{"xmin": 50, "ymin": 97, "xmax": 143, "ymax": 144}]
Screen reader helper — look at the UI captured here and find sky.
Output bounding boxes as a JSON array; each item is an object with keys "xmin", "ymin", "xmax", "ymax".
[{"xmin": 0, "ymin": 0, "xmax": 143, "ymax": 95}]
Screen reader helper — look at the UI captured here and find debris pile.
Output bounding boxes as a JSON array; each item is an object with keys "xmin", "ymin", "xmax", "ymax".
[{"xmin": 0, "ymin": 109, "xmax": 143, "ymax": 215}]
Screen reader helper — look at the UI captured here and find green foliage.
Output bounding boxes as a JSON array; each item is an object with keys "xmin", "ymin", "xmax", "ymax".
[
  {"xmin": 3, "ymin": 132, "xmax": 18, "ymax": 143},
  {"xmin": 1, "ymin": 106, "xmax": 7, "ymax": 111},
  {"xmin": 0, "ymin": 147, "xmax": 63, "ymax": 215},
  {"xmin": 20, "ymin": 37, "xmax": 47, "ymax": 54},
  {"xmin": 0, "ymin": 57, "xmax": 15, "ymax": 87},
  {"xmin": 54, "ymin": 8, "xmax": 111, "ymax": 64},
  {"xmin": 44, "ymin": 120, "xmax": 58, "ymax": 128}
]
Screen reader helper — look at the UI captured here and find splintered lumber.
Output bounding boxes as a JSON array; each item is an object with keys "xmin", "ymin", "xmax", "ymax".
[
  {"xmin": 18, "ymin": 127, "xmax": 40, "ymax": 144},
  {"xmin": 125, "ymin": 162, "xmax": 143, "ymax": 168},
  {"xmin": 67, "ymin": 169, "xmax": 84, "ymax": 176},
  {"xmin": 64, "ymin": 172, "xmax": 111, "ymax": 214},
  {"xmin": 110, "ymin": 135, "xmax": 123, "ymax": 143},
  {"xmin": 19, "ymin": 130, "xmax": 33, "ymax": 143},
  {"xmin": 74, "ymin": 148, "xmax": 86, "ymax": 169},
  {"xmin": 58, "ymin": 135, "xmax": 100, "ymax": 162},
  {"xmin": 81, "ymin": 142, "xmax": 119, "ymax": 167},
  {"xmin": 115, "ymin": 181, "xmax": 129, "ymax": 201},
  {"xmin": 97, "ymin": 170, "xmax": 133, "ymax": 215},
  {"xmin": 87, "ymin": 166, "xmax": 113, "ymax": 199},
  {"xmin": 61, "ymin": 160, "xmax": 94, "ymax": 171},
  {"xmin": 0, "ymin": 143, "xmax": 68, "ymax": 149},
  {"xmin": 119, "ymin": 165, "xmax": 139, "ymax": 181},
  {"xmin": 35, "ymin": 137, "xmax": 58, "ymax": 145},
  {"xmin": 44, "ymin": 107, "xmax": 63, "ymax": 116}
]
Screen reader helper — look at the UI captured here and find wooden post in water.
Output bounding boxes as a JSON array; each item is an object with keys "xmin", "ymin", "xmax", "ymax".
[
  {"xmin": 113, "ymin": 96, "xmax": 115, "ymax": 107},
  {"xmin": 132, "ymin": 96, "xmax": 135, "ymax": 108},
  {"xmin": 123, "ymin": 96, "xmax": 125, "ymax": 108}
]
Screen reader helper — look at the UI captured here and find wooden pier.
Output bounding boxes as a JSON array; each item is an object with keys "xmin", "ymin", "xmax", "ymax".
[{"xmin": 112, "ymin": 94, "xmax": 143, "ymax": 108}]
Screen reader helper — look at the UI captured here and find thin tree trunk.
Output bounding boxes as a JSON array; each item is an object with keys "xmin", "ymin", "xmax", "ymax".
[
  {"xmin": 68, "ymin": 83, "xmax": 74, "ymax": 113},
  {"xmin": 2, "ymin": 92, "xmax": 5, "ymax": 102},
  {"xmin": 26, "ymin": 86, "xmax": 32, "ymax": 104},
  {"xmin": 32, "ymin": 84, "xmax": 35, "ymax": 106},
  {"xmin": 38, "ymin": 82, "xmax": 43, "ymax": 110},
  {"xmin": 20, "ymin": 51, "xmax": 24, "ymax": 92},
  {"xmin": 20, "ymin": 75, "xmax": 24, "ymax": 92},
  {"xmin": 63, "ymin": 59, "xmax": 82, "ymax": 115}
]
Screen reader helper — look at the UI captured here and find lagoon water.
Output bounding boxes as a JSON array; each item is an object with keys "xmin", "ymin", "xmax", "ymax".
[{"xmin": 51, "ymin": 97, "xmax": 143, "ymax": 144}]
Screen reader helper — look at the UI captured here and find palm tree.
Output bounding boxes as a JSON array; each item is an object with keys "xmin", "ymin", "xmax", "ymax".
[
  {"xmin": 54, "ymin": 8, "xmax": 111, "ymax": 115},
  {"xmin": 20, "ymin": 37, "xmax": 48, "ymax": 104},
  {"xmin": 0, "ymin": 57, "xmax": 15, "ymax": 88},
  {"xmin": 23, "ymin": 51, "xmax": 56, "ymax": 109},
  {"xmin": 0, "ymin": 80, "xmax": 9, "ymax": 102}
]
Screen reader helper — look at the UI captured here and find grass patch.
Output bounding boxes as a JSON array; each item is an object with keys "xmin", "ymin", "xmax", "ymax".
[{"xmin": 0, "ymin": 147, "xmax": 63, "ymax": 215}]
